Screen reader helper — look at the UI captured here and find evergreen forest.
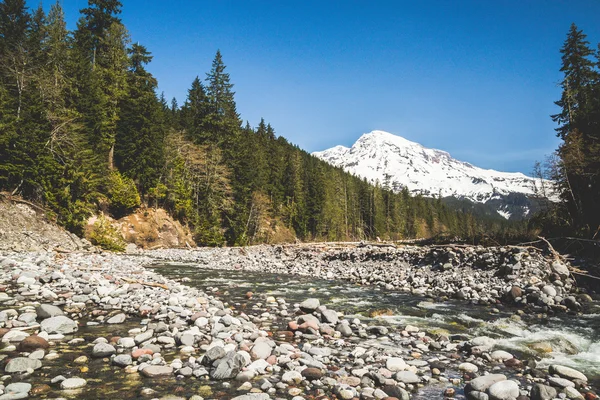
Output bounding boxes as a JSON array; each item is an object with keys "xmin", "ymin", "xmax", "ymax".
[{"xmin": 0, "ymin": 1, "xmax": 595, "ymax": 247}]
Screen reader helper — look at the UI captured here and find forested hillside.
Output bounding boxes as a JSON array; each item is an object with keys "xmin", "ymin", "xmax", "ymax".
[
  {"xmin": 0, "ymin": 0, "xmax": 522, "ymax": 247},
  {"xmin": 532, "ymin": 24, "xmax": 600, "ymax": 240}
]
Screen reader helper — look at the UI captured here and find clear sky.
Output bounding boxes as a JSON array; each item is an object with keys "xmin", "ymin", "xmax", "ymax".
[{"xmin": 31, "ymin": 0, "xmax": 600, "ymax": 174}]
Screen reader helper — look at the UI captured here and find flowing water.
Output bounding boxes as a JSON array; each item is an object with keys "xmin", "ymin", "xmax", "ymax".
[
  {"xmin": 2, "ymin": 263, "xmax": 598, "ymax": 399},
  {"xmin": 154, "ymin": 263, "xmax": 600, "ymax": 383}
]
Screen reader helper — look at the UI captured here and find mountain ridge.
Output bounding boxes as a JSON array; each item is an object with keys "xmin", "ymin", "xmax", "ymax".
[{"xmin": 313, "ymin": 130, "xmax": 554, "ymax": 220}]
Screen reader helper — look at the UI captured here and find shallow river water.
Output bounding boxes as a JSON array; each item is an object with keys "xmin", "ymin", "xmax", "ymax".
[
  {"xmin": 154, "ymin": 264, "xmax": 600, "ymax": 383},
  {"xmin": 2, "ymin": 262, "xmax": 598, "ymax": 399}
]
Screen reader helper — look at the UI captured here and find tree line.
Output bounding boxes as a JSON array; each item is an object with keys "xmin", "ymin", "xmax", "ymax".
[
  {"xmin": 532, "ymin": 24, "xmax": 600, "ymax": 240},
  {"xmin": 0, "ymin": 0, "xmax": 523, "ymax": 247}
]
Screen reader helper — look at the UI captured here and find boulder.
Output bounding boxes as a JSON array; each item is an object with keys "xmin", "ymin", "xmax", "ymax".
[
  {"xmin": 530, "ymin": 384, "xmax": 557, "ymax": 400},
  {"xmin": 488, "ymin": 380, "xmax": 519, "ymax": 400},
  {"xmin": 299, "ymin": 298, "xmax": 320, "ymax": 312},
  {"xmin": 549, "ymin": 365, "xmax": 588, "ymax": 382},
  {"xmin": 92, "ymin": 342, "xmax": 116, "ymax": 358},
  {"xmin": 140, "ymin": 365, "xmax": 173, "ymax": 377},
  {"xmin": 40, "ymin": 316, "xmax": 77, "ymax": 334},
  {"xmin": 60, "ymin": 377, "xmax": 87, "ymax": 390},
  {"xmin": 466, "ymin": 374, "xmax": 507, "ymax": 393},
  {"xmin": 17, "ymin": 335, "xmax": 49, "ymax": 352},
  {"xmin": 5, "ymin": 357, "xmax": 42, "ymax": 373},
  {"xmin": 35, "ymin": 304, "xmax": 64, "ymax": 319}
]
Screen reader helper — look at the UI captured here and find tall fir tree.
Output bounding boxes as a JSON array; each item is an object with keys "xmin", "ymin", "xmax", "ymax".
[
  {"xmin": 115, "ymin": 43, "xmax": 165, "ymax": 194},
  {"xmin": 551, "ymin": 24, "xmax": 600, "ymax": 236}
]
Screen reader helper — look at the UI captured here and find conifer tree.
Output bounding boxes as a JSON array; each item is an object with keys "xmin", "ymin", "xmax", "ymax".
[
  {"xmin": 115, "ymin": 43, "xmax": 165, "ymax": 194},
  {"xmin": 204, "ymin": 50, "xmax": 241, "ymax": 146},
  {"xmin": 551, "ymin": 24, "xmax": 600, "ymax": 236}
]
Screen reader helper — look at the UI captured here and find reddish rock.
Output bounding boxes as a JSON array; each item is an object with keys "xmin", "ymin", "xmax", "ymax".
[
  {"xmin": 504, "ymin": 358, "xmax": 523, "ymax": 368},
  {"xmin": 109, "ymin": 336, "xmax": 120, "ymax": 344},
  {"xmin": 31, "ymin": 384, "xmax": 51, "ymax": 396},
  {"xmin": 299, "ymin": 320, "xmax": 319, "ymax": 331},
  {"xmin": 266, "ymin": 355, "xmax": 277, "ymax": 365},
  {"xmin": 132, "ymin": 348, "xmax": 153, "ymax": 358},
  {"xmin": 245, "ymin": 291, "xmax": 253, "ymax": 299},
  {"xmin": 586, "ymin": 392, "xmax": 599, "ymax": 400},
  {"xmin": 275, "ymin": 331, "xmax": 294, "ymax": 340},
  {"xmin": 17, "ymin": 335, "xmax": 49, "ymax": 352},
  {"xmin": 301, "ymin": 367, "xmax": 323, "ymax": 381},
  {"xmin": 288, "ymin": 321, "xmax": 299, "ymax": 331},
  {"xmin": 509, "ymin": 286, "xmax": 522, "ymax": 300},
  {"xmin": 0, "ymin": 328, "xmax": 9, "ymax": 338}
]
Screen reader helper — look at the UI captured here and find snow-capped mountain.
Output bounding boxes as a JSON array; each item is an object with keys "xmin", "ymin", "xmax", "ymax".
[{"xmin": 313, "ymin": 130, "xmax": 554, "ymax": 220}]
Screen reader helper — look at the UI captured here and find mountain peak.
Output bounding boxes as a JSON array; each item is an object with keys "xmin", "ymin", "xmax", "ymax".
[{"xmin": 313, "ymin": 130, "xmax": 555, "ymax": 220}]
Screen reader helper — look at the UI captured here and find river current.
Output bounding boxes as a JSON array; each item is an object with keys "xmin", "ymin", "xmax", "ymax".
[{"xmin": 153, "ymin": 263, "xmax": 600, "ymax": 383}]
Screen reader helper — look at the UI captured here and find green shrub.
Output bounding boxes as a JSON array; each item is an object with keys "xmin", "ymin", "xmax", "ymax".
[
  {"xmin": 107, "ymin": 171, "xmax": 141, "ymax": 218},
  {"xmin": 89, "ymin": 214, "xmax": 125, "ymax": 252}
]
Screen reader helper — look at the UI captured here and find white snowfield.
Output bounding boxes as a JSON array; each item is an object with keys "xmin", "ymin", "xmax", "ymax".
[{"xmin": 313, "ymin": 130, "xmax": 555, "ymax": 206}]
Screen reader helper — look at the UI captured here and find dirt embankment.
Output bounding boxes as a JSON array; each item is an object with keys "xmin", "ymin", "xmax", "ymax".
[
  {"xmin": 0, "ymin": 197, "xmax": 92, "ymax": 252},
  {"xmin": 86, "ymin": 207, "xmax": 195, "ymax": 250},
  {"xmin": 0, "ymin": 197, "xmax": 194, "ymax": 252}
]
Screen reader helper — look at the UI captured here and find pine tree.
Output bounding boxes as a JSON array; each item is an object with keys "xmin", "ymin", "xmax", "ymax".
[
  {"xmin": 115, "ymin": 43, "xmax": 165, "ymax": 194},
  {"xmin": 0, "ymin": 0, "xmax": 30, "ymax": 120},
  {"xmin": 551, "ymin": 24, "xmax": 600, "ymax": 236},
  {"xmin": 182, "ymin": 77, "xmax": 209, "ymax": 142},
  {"xmin": 73, "ymin": 0, "xmax": 128, "ymax": 169},
  {"xmin": 204, "ymin": 50, "xmax": 241, "ymax": 147}
]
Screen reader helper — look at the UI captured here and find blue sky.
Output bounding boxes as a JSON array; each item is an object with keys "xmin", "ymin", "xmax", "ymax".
[{"xmin": 32, "ymin": 1, "xmax": 600, "ymax": 174}]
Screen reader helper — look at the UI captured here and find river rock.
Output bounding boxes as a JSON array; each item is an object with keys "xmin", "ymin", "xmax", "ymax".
[
  {"xmin": 459, "ymin": 362, "xmax": 479, "ymax": 373},
  {"xmin": 40, "ymin": 316, "xmax": 77, "ymax": 334},
  {"xmin": 563, "ymin": 386, "xmax": 585, "ymax": 400},
  {"xmin": 92, "ymin": 342, "xmax": 116, "ymax": 358},
  {"xmin": 231, "ymin": 394, "xmax": 271, "ymax": 400},
  {"xmin": 467, "ymin": 374, "xmax": 507, "ymax": 393},
  {"xmin": 106, "ymin": 313, "xmax": 126, "ymax": 324},
  {"xmin": 134, "ymin": 329, "xmax": 154, "ymax": 344},
  {"xmin": 299, "ymin": 298, "xmax": 320, "ymax": 312},
  {"xmin": 551, "ymin": 260, "xmax": 570, "ymax": 278},
  {"xmin": 282, "ymin": 370, "xmax": 303, "ymax": 384},
  {"xmin": 395, "ymin": 371, "xmax": 420, "ymax": 384},
  {"xmin": 17, "ymin": 335, "xmax": 49, "ymax": 352},
  {"xmin": 383, "ymin": 385, "xmax": 411, "ymax": 400},
  {"xmin": 3, "ymin": 382, "xmax": 31, "ymax": 398},
  {"xmin": 5, "ymin": 357, "xmax": 42, "ymax": 373},
  {"xmin": 210, "ymin": 351, "xmax": 246, "ymax": 380},
  {"xmin": 549, "ymin": 377, "xmax": 575, "ymax": 389},
  {"xmin": 386, "ymin": 356, "xmax": 406, "ymax": 372},
  {"xmin": 549, "ymin": 365, "xmax": 588, "ymax": 382},
  {"xmin": 542, "ymin": 285, "xmax": 557, "ymax": 297},
  {"xmin": 321, "ymin": 309, "xmax": 339, "ymax": 324},
  {"xmin": 112, "ymin": 354, "xmax": 132, "ymax": 367},
  {"xmin": 35, "ymin": 304, "xmax": 64, "ymax": 319},
  {"xmin": 301, "ymin": 367, "xmax": 323, "ymax": 381},
  {"xmin": 488, "ymin": 380, "xmax": 519, "ymax": 400},
  {"xmin": 60, "ymin": 377, "xmax": 87, "ymax": 390},
  {"xmin": 250, "ymin": 342, "xmax": 272, "ymax": 360},
  {"xmin": 140, "ymin": 365, "xmax": 173, "ymax": 377},
  {"xmin": 530, "ymin": 384, "xmax": 557, "ymax": 400},
  {"xmin": 491, "ymin": 350, "xmax": 513, "ymax": 361}
]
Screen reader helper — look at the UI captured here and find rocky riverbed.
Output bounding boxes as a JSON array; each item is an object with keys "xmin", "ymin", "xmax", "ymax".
[{"xmin": 0, "ymin": 244, "xmax": 596, "ymax": 400}]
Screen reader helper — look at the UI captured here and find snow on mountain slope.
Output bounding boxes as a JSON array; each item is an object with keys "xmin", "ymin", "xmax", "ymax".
[{"xmin": 313, "ymin": 130, "xmax": 554, "ymax": 219}]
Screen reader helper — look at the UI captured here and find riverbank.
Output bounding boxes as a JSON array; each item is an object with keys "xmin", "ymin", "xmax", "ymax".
[
  {"xmin": 146, "ymin": 243, "xmax": 595, "ymax": 314},
  {"xmin": 0, "ymin": 246, "xmax": 596, "ymax": 399}
]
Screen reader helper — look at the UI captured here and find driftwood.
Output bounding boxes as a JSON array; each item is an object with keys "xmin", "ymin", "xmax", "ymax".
[
  {"xmin": 121, "ymin": 278, "xmax": 169, "ymax": 290},
  {"xmin": 538, "ymin": 236, "xmax": 562, "ymax": 261},
  {"xmin": 0, "ymin": 192, "xmax": 47, "ymax": 214},
  {"xmin": 357, "ymin": 242, "xmax": 397, "ymax": 249}
]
